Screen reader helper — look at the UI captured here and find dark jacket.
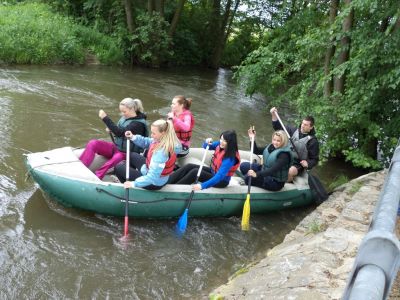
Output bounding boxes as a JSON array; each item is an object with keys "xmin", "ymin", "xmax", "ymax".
[
  {"xmin": 252, "ymin": 142, "xmax": 292, "ymax": 178},
  {"xmin": 103, "ymin": 112, "xmax": 148, "ymax": 138},
  {"xmin": 272, "ymin": 120, "xmax": 319, "ymax": 169}
]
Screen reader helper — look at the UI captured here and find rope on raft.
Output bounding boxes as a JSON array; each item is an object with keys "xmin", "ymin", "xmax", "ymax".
[{"xmin": 95, "ymin": 187, "xmax": 306, "ymax": 204}]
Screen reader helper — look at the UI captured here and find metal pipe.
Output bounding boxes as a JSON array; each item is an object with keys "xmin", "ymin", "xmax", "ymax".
[
  {"xmin": 343, "ymin": 140, "xmax": 400, "ymax": 300},
  {"xmin": 348, "ymin": 265, "xmax": 386, "ymax": 300},
  {"xmin": 372, "ymin": 145, "xmax": 400, "ymax": 232}
]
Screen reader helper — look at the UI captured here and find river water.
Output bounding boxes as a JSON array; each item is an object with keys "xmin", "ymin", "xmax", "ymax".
[{"xmin": 0, "ymin": 66, "xmax": 365, "ymax": 299}]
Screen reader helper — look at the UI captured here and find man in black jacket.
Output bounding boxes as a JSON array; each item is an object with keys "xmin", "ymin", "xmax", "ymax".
[{"xmin": 270, "ymin": 107, "xmax": 319, "ymax": 182}]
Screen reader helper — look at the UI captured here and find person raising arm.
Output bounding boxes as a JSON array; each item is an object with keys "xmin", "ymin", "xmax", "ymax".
[{"xmin": 270, "ymin": 107, "xmax": 319, "ymax": 182}]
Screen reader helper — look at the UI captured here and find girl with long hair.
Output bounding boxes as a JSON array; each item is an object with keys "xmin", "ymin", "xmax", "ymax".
[
  {"xmin": 168, "ymin": 130, "xmax": 240, "ymax": 190},
  {"xmin": 115, "ymin": 119, "xmax": 182, "ymax": 190}
]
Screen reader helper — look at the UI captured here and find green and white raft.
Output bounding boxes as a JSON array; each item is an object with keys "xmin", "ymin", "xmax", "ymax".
[{"xmin": 24, "ymin": 147, "xmax": 316, "ymax": 218}]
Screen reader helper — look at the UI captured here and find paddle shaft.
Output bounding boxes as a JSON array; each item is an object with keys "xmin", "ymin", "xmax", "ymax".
[
  {"xmin": 124, "ymin": 138, "xmax": 130, "ymax": 236},
  {"xmin": 109, "ymin": 132, "xmax": 116, "ymax": 144},
  {"xmin": 185, "ymin": 144, "xmax": 210, "ymax": 210},
  {"xmin": 247, "ymin": 135, "xmax": 255, "ymax": 193},
  {"xmin": 274, "ymin": 112, "xmax": 302, "ymax": 160}
]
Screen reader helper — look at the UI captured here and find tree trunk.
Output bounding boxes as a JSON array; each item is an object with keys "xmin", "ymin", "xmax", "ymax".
[
  {"xmin": 380, "ymin": 17, "xmax": 389, "ymax": 32},
  {"xmin": 223, "ymin": 0, "xmax": 240, "ymax": 45},
  {"xmin": 392, "ymin": 16, "xmax": 400, "ymax": 33},
  {"xmin": 208, "ymin": 0, "xmax": 222, "ymax": 68},
  {"xmin": 209, "ymin": 0, "xmax": 240, "ymax": 69},
  {"xmin": 123, "ymin": 0, "xmax": 134, "ymax": 33},
  {"xmin": 148, "ymin": 0, "xmax": 156, "ymax": 13},
  {"xmin": 333, "ymin": 0, "xmax": 353, "ymax": 94},
  {"xmin": 168, "ymin": 0, "xmax": 186, "ymax": 37},
  {"xmin": 323, "ymin": 0, "xmax": 339, "ymax": 97},
  {"xmin": 157, "ymin": 0, "xmax": 165, "ymax": 18}
]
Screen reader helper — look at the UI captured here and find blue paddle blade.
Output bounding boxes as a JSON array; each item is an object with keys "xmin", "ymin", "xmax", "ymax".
[{"xmin": 176, "ymin": 208, "xmax": 189, "ymax": 235}]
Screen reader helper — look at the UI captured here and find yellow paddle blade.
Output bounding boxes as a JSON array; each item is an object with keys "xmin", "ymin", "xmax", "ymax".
[{"xmin": 241, "ymin": 194, "xmax": 251, "ymax": 231}]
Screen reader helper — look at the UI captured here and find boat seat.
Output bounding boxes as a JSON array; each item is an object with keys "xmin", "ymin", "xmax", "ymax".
[
  {"xmin": 28, "ymin": 147, "xmax": 102, "ymax": 182},
  {"xmin": 176, "ymin": 157, "xmax": 203, "ymax": 168}
]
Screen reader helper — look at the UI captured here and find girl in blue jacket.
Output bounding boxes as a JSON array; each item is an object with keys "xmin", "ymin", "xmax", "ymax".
[
  {"xmin": 115, "ymin": 119, "xmax": 182, "ymax": 190},
  {"xmin": 168, "ymin": 130, "xmax": 240, "ymax": 190}
]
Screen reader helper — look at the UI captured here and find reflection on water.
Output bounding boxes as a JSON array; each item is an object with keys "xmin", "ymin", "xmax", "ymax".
[{"xmin": 0, "ymin": 65, "xmax": 364, "ymax": 298}]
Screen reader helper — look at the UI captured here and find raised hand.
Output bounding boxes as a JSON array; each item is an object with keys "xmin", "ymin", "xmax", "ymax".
[
  {"xmin": 99, "ymin": 109, "xmax": 107, "ymax": 119},
  {"xmin": 248, "ymin": 126, "xmax": 256, "ymax": 139}
]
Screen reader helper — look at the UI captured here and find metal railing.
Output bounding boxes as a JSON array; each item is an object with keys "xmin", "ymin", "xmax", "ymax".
[{"xmin": 342, "ymin": 139, "xmax": 400, "ymax": 300}]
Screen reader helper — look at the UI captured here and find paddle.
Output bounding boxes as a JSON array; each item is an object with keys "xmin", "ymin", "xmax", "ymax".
[
  {"xmin": 109, "ymin": 131, "xmax": 116, "ymax": 144},
  {"xmin": 241, "ymin": 127, "xmax": 255, "ymax": 231},
  {"xmin": 123, "ymin": 137, "xmax": 131, "ymax": 237},
  {"xmin": 176, "ymin": 144, "xmax": 210, "ymax": 235},
  {"xmin": 274, "ymin": 112, "xmax": 328, "ymax": 204}
]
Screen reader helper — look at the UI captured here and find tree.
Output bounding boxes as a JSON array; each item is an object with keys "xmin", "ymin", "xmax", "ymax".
[
  {"xmin": 209, "ymin": 0, "xmax": 241, "ymax": 68},
  {"xmin": 323, "ymin": 0, "xmax": 339, "ymax": 97},
  {"xmin": 235, "ymin": 0, "xmax": 400, "ymax": 169},
  {"xmin": 168, "ymin": 0, "xmax": 186, "ymax": 37},
  {"xmin": 333, "ymin": 0, "xmax": 353, "ymax": 94},
  {"xmin": 123, "ymin": 0, "xmax": 135, "ymax": 33}
]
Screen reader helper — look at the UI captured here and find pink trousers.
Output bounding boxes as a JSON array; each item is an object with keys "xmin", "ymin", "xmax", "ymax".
[{"xmin": 79, "ymin": 139, "xmax": 126, "ymax": 179}]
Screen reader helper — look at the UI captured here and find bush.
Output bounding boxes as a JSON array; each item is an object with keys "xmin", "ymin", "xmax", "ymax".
[
  {"xmin": 130, "ymin": 12, "xmax": 172, "ymax": 67},
  {"xmin": 0, "ymin": 2, "xmax": 123, "ymax": 65}
]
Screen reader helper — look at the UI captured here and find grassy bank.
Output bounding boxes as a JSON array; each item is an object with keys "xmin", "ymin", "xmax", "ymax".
[{"xmin": 0, "ymin": 2, "xmax": 124, "ymax": 65}]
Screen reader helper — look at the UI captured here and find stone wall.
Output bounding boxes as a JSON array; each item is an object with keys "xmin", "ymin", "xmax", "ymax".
[{"xmin": 210, "ymin": 171, "xmax": 386, "ymax": 300}]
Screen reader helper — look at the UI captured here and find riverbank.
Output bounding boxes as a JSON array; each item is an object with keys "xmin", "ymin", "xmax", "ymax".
[{"xmin": 210, "ymin": 170, "xmax": 389, "ymax": 299}]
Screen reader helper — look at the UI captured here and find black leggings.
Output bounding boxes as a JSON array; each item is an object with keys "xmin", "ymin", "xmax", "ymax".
[
  {"xmin": 168, "ymin": 163, "xmax": 228, "ymax": 188},
  {"xmin": 240, "ymin": 162, "xmax": 284, "ymax": 191},
  {"xmin": 114, "ymin": 152, "xmax": 163, "ymax": 190}
]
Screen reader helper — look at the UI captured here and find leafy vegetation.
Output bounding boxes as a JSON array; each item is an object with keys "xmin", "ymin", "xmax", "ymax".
[
  {"xmin": 1, "ymin": 0, "xmax": 398, "ymax": 171},
  {"xmin": 130, "ymin": 12, "xmax": 172, "ymax": 67},
  {"xmin": 328, "ymin": 174, "xmax": 349, "ymax": 191},
  {"xmin": 306, "ymin": 219, "xmax": 323, "ymax": 235},
  {"xmin": 235, "ymin": 0, "xmax": 400, "ymax": 169},
  {"xmin": 0, "ymin": 2, "xmax": 123, "ymax": 64},
  {"xmin": 38, "ymin": 0, "xmax": 265, "ymax": 68},
  {"xmin": 349, "ymin": 181, "xmax": 363, "ymax": 195}
]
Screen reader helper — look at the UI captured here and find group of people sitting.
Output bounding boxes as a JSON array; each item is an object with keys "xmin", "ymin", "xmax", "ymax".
[{"xmin": 79, "ymin": 96, "xmax": 320, "ymax": 192}]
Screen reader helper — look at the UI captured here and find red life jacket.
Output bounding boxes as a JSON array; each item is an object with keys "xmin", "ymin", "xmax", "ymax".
[
  {"xmin": 174, "ymin": 110, "xmax": 195, "ymax": 142},
  {"xmin": 210, "ymin": 146, "xmax": 240, "ymax": 176},
  {"xmin": 146, "ymin": 142, "xmax": 176, "ymax": 176}
]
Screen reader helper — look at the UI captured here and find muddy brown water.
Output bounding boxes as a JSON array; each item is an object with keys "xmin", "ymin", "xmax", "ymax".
[{"xmin": 0, "ymin": 66, "xmax": 365, "ymax": 298}]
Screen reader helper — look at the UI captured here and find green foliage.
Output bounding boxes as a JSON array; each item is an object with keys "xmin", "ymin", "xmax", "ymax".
[
  {"xmin": 169, "ymin": 2, "xmax": 214, "ymax": 66},
  {"xmin": 35, "ymin": 0, "xmax": 269, "ymax": 67},
  {"xmin": 130, "ymin": 12, "xmax": 172, "ymax": 67},
  {"xmin": 74, "ymin": 26, "xmax": 124, "ymax": 64},
  {"xmin": 209, "ymin": 294, "xmax": 224, "ymax": 300},
  {"xmin": 221, "ymin": 17, "xmax": 263, "ymax": 67},
  {"xmin": 170, "ymin": 29, "xmax": 202, "ymax": 66},
  {"xmin": 328, "ymin": 174, "xmax": 349, "ymax": 191},
  {"xmin": 235, "ymin": 0, "xmax": 400, "ymax": 169},
  {"xmin": 306, "ymin": 219, "xmax": 322, "ymax": 235},
  {"xmin": 0, "ymin": 2, "xmax": 123, "ymax": 65},
  {"xmin": 349, "ymin": 181, "xmax": 363, "ymax": 195}
]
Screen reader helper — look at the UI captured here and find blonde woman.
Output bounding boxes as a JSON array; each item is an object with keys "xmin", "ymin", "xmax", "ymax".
[
  {"xmin": 115, "ymin": 119, "xmax": 182, "ymax": 190},
  {"xmin": 79, "ymin": 98, "xmax": 148, "ymax": 179},
  {"xmin": 240, "ymin": 129, "xmax": 293, "ymax": 191}
]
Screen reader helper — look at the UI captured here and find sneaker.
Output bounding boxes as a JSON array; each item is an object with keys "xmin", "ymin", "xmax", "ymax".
[{"xmin": 109, "ymin": 175, "xmax": 120, "ymax": 183}]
